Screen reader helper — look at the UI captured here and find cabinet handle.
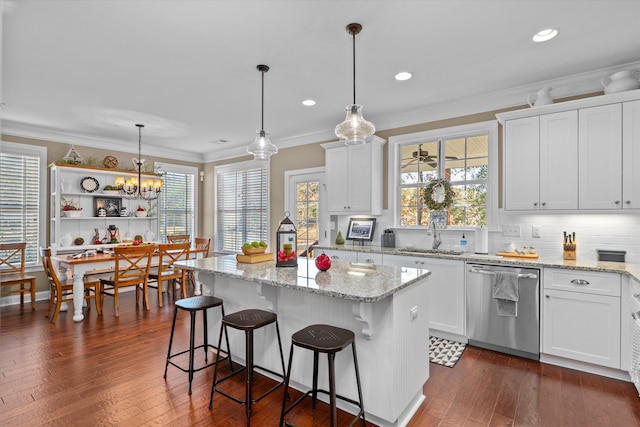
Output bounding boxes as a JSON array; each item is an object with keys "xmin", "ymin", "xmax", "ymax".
[
  {"xmin": 365, "ymin": 258, "xmax": 375, "ymax": 263},
  {"xmin": 541, "ymin": 202, "xmax": 546, "ymax": 206},
  {"xmin": 533, "ymin": 202, "xmax": 538, "ymax": 206},
  {"xmin": 414, "ymin": 260, "xmax": 420, "ymax": 265},
  {"xmin": 545, "ymin": 294, "xmax": 550, "ymax": 298},
  {"xmin": 330, "ymin": 256, "xmax": 339, "ymax": 260},
  {"xmin": 633, "ymin": 292, "xmax": 640, "ymax": 298},
  {"xmin": 633, "ymin": 312, "xmax": 637, "ymax": 320},
  {"xmin": 615, "ymin": 200, "xmax": 620, "ymax": 205},
  {"xmin": 626, "ymin": 200, "xmax": 631, "ymax": 205},
  {"xmin": 570, "ymin": 279, "xmax": 590, "ymax": 285}
]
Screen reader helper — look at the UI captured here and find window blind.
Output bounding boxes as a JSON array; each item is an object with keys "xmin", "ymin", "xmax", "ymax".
[
  {"xmin": 0, "ymin": 150, "xmax": 41, "ymax": 265},
  {"xmin": 159, "ymin": 170, "xmax": 195, "ymax": 241},
  {"xmin": 216, "ymin": 165, "xmax": 268, "ymax": 252}
]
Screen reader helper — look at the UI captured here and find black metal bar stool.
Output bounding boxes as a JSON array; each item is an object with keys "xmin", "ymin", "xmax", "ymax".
[
  {"xmin": 208, "ymin": 308, "xmax": 286, "ymax": 425},
  {"xmin": 280, "ymin": 324, "xmax": 365, "ymax": 427},
  {"xmin": 164, "ymin": 296, "xmax": 232, "ymax": 395}
]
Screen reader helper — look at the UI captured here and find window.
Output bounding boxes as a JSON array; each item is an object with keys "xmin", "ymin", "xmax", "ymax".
[
  {"xmin": 215, "ymin": 160, "xmax": 269, "ymax": 252},
  {"xmin": 0, "ymin": 141, "xmax": 47, "ymax": 266},
  {"xmin": 156, "ymin": 163, "xmax": 197, "ymax": 242},
  {"xmin": 391, "ymin": 121, "xmax": 497, "ymax": 229}
]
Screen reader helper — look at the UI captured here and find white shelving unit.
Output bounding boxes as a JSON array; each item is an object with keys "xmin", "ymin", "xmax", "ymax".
[{"xmin": 50, "ymin": 163, "xmax": 161, "ymax": 252}]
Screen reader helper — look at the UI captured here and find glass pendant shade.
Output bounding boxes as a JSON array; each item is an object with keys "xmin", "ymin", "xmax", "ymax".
[
  {"xmin": 246, "ymin": 129, "xmax": 278, "ymax": 160},
  {"xmin": 335, "ymin": 104, "xmax": 375, "ymax": 145}
]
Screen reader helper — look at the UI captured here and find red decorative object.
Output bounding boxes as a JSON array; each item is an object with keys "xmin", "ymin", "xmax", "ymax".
[{"xmin": 315, "ymin": 252, "xmax": 332, "ymax": 271}]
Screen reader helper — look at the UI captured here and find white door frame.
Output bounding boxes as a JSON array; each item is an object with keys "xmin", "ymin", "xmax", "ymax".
[{"xmin": 284, "ymin": 167, "xmax": 328, "ymax": 246}]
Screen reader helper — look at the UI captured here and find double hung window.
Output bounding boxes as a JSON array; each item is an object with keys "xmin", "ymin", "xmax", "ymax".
[{"xmin": 156, "ymin": 163, "xmax": 197, "ymax": 242}]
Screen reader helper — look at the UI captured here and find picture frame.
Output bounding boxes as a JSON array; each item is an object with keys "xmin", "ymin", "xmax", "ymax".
[
  {"xmin": 94, "ymin": 196, "xmax": 122, "ymax": 217},
  {"xmin": 346, "ymin": 217, "xmax": 376, "ymax": 241}
]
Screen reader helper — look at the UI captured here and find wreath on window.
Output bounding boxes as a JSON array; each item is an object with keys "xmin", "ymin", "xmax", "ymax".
[{"xmin": 422, "ymin": 179, "xmax": 454, "ymax": 211}]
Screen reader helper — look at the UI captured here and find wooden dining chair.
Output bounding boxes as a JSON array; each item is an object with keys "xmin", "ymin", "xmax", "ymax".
[
  {"xmin": 40, "ymin": 248, "xmax": 101, "ymax": 324},
  {"xmin": 184, "ymin": 237, "xmax": 211, "ymax": 289},
  {"xmin": 0, "ymin": 242, "xmax": 37, "ymax": 310},
  {"xmin": 167, "ymin": 234, "xmax": 190, "ymax": 244},
  {"xmin": 148, "ymin": 242, "xmax": 191, "ymax": 307},
  {"xmin": 98, "ymin": 244, "xmax": 154, "ymax": 317}
]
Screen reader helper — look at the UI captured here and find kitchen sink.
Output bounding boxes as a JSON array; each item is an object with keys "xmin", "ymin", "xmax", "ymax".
[{"xmin": 396, "ymin": 247, "xmax": 463, "ymax": 256}]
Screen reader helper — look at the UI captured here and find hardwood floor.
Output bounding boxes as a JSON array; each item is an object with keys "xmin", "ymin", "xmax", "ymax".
[{"xmin": 1, "ymin": 290, "xmax": 640, "ymax": 426}]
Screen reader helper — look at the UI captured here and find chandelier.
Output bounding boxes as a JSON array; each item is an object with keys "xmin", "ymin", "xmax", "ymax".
[
  {"xmin": 115, "ymin": 124, "xmax": 163, "ymax": 200},
  {"xmin": 335, "ymin": 23, "xmax": 375, "ymax": 145},
  {"xmin": 246, "ymin": 64, "xmax": 278, "ymax": 160}
]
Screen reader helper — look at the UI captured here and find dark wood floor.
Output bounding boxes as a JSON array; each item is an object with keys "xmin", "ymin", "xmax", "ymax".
[{"xmin": 1, "ymin": 290, "xmax": 640, "ymax": 426}]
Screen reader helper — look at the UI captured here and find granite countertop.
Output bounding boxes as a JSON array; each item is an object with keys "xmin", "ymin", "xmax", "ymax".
[
  {"xmin": 315, "ymin": 244, "xmax": 640, "ymax": 281},
  {"xmin": 175, "ymin": 255, "xmax": 431, "ymax": 303}
]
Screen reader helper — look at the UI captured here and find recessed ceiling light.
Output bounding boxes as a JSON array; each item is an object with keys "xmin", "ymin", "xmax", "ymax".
[
  {"xmin": 302, "ymin": 99, "xmax": 316, "ymax": 106},
  {"xmin": 532, "ymin": 28, "xmax": 559, "ymax": 42},
  {"xmin": 395, "ymin": 72, "xmax": 412, "ymax": 81}
]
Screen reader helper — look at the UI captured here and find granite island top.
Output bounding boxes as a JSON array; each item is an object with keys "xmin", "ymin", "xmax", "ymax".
[
  {"xmin": 175, "ymin": 255, "xmax": 431, "ymax": 303},
  {"xmin": 315, "ymin": 244, "xmax": 640, "ymax": 281}
]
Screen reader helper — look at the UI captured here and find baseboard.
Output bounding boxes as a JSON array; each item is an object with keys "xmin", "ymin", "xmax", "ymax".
[
  {"xmin": 0, "ymin": 290, "xmax": 49, "ymax": 307},
  {"xmin": 540, "ymin": 353, "xmax": 630, "ymax": 382}
]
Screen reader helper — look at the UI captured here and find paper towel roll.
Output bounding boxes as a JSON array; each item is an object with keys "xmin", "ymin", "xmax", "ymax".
[{"xmin": 475, "ymin": 226, "xmax": 489, "ymax": 254}]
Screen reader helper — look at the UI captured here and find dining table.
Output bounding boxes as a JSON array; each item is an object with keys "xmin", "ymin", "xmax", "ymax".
[{"xmin": 52, "ymin": 246, "xmax": 208, "ymax": 322}]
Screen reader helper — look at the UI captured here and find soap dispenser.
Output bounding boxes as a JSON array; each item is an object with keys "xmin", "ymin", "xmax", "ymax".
[{"xmin": 460, "ymin": 234, "xmax": 468, "ymax": 253}]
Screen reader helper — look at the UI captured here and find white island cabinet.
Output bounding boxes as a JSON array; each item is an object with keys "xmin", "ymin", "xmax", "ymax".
[
  {"xmin": 176, "ymin": 256, "xmax": 431, "ymax": 427},
  {"xmin": 50, "ymin": 163, "xmax": 160, "ymax": 251},
  {"xmin": 322, "ymin": 136, "xmax": 385, "ymax": 215}
]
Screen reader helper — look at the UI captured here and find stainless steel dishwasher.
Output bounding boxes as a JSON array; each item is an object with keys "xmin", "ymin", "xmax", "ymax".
[{"xmin": 466, "ymin": 263, "xmax": 540, "ymax": 360}]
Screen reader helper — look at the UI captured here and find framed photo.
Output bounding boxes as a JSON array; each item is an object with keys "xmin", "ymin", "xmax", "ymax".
[
  {"xmin": 94, "ymin": 196, "xmax": 122, "ymax": 217},
  {"xmin": 346, "ymin": 218, "xmax": 376, "ymax": 241}
]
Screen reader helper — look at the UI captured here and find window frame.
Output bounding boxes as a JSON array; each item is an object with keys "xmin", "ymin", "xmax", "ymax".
[
  {"xmin": 388, "ymin": 121, "xmax": 498, "ymax": 231},
  {"xmin": 214, "ymin": 159, "xmax": 270, "ymax": 253},
  {"xmin": 155, "ymin": 162, "xmax": 198, "ymax": 243},
  {"xmin": 0, "ymin": 140, "xmax": 47, "ymax": 269}
]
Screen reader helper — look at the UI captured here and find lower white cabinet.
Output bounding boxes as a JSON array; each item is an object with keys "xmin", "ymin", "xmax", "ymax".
[
  {"xmin": 384, "ymin": 254, "xmax": 465, "ymax": 337},
  {"xmin": 542, "ymin": 269, "xmax": 621, "ymax": 369},
  {"xmin": 320, "ymin": 249, "xmax": 383, "ymax": 265}
]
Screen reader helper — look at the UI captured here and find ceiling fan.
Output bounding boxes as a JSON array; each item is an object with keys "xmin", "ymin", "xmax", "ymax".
[{"xmin": 402, "ymin": 147, "xmax": 457, "ymax": 166}]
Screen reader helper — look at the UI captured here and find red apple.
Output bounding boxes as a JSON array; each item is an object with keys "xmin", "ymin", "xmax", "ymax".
[{"xmin": 315, "ymin": 253, "xmax": 331, "ymax": 271}]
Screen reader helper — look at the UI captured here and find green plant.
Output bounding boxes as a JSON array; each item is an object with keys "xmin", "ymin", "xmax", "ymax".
[{"xmin": 61, "ymin": 197, "xmax": 82, "ymax": 211}]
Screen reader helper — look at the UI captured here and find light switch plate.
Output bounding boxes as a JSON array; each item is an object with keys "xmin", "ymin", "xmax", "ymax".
[
  {"xmin": 503, "ymin": 225, "xmax": 521, "ymax": 237},
  {"xmin": 532, "ymin": 225, "xmax": 541, "ymax": 238}
]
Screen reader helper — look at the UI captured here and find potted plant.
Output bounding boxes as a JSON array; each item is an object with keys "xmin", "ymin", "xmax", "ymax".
[
  {"xmin": 103, "ymin": 185, "xmax": 120, "ymax": 196},
  {"xmin": 61, "ymin": 197, "xmax": 82, "ymax": 218}
]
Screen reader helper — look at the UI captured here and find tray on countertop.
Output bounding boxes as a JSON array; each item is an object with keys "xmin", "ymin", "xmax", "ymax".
[
  {"xmin": 236, "ymin": 252, "xmax": 274, "ymax": 264},
  {"xmin": 496, "ymin": 252, "xmax": 539, "ymax": 259}
]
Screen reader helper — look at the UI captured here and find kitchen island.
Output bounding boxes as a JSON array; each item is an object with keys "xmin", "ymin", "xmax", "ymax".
[{"xmin": 175, "ymin": 255, "xmax": 431, "ymax": 427}]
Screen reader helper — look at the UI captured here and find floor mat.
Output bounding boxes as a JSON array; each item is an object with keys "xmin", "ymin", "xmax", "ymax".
[{"xmin": 429, "ymin": 336, "xmax": 466, "ymax": 368}]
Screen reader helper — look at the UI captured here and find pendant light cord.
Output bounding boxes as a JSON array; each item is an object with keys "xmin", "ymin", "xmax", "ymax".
[
  {"xmin": 261, "ymin": 68, "xmax": 265, "ymax": 130},
  {"xmin": 352, "ymin": 30, "xmax": 357, "ymax": 105}
]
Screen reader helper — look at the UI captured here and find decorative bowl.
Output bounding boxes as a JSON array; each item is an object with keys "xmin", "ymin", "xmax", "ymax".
[
  {"xmin": 135, "ymin": 210, "xmax": 147, "ymax": 218},
  {"xmin": 242, "ymin": 246, "xmax": 267, "ymax": 256},
  {"xmin": 66, "ymin": 210, "xmax": 82, "ymax": 218}
]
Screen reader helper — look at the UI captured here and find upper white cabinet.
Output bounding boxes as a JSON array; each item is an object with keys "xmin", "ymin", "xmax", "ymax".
[
  {"xmin": 50, "ymin": 164, "xmax": 160, "ymax": 251},
  {"xmin": 498, "ymin": 89, "xmax": 640, "ymax": 211},
  {"xmin": 504, "ymin": 111, "xmax": 578, "ymax": 210},
  {"xmin": 322, "ymin": 136, "xmax": 385, "ymax": 215},
  {"xmin": 578, "ymin": 104, "xmax": 622, "ymax": 209}
]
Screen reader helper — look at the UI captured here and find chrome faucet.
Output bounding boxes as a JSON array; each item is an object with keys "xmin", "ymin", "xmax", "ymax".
[{"xmin": 431, "ymin": 222, "xmax": 442, "ymax": 250}]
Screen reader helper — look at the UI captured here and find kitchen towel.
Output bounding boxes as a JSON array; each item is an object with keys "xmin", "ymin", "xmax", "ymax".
[
  {"xmin": 492, "ymin": 271, "xmax": 519, "ymax": 316},
  {"xmin": 475, "ymin": 226, "xmax": 488, "ymax": 254}
]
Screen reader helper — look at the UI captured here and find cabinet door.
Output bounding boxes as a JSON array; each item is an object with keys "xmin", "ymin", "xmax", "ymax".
[
  {"xmin": 426, "ymin": 259, "xmax": 466, "ymax": 336},
  {"xmin": 504, "ymin": 116, "xmax": 540, "ymax": 210},
  {"xmin": 578, "ymin": 104, "xmax": 622, "ymax": 209},
  {"xmin": 542, "ymin": 289, "xmax": 620, "ymax": 368},
  {"xmin": 539, "ymin": 111, "xmax": 578, "ymax": 209},
  {"xmin": 623, "ymin": 100, "xmax": 640, "ymax": 208},
  {"xmin": 346, "ymin": 143, "xmax": 372, "ymax": 212},
  {"xmin": 325, "ymin": 146, "xmax": 350, "ymax": 213}
]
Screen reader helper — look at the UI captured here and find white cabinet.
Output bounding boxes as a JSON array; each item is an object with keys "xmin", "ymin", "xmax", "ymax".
[
  {"xmin": 498, "ymin": 89, "xmax": 640, "ymax": 211},
  {"xmin": 50, "ymin": 164, "xmax": 160, "ymax": 251},
  {"xmin": 578, "ymin": 104, "xmax": 622, "ymax": 209},
  {"xmin": 384, "ymin": 254, "xmax": 465, "ymax": 338},
  {"xmin": 622, "ymin": 100, "xmax": 640, "ymax": 208},
  {"xmin": 542, "ymin": 268, "xmax": 621, "ymax": 368},
  {"xmin": 504, "ymin": 111, "xmax": 578, "ymax": 210},
  {"xmin": 322, "ymin": 136, "xmax": 385, "ymax": 215},
  {"xmin": 321, "ymin": 248, "xmax": 382, "ymax": 264}
]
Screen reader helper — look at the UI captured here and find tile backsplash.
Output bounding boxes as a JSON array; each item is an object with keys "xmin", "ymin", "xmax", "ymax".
[{"xmin": 331, "ymin": 211, "xmax": 640, "ymax": 263}]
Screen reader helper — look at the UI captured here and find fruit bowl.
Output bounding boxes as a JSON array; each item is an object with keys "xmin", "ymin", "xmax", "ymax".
[{"xmin": 242, "ymin": 246, "xmax": 267, "ymax": 256}]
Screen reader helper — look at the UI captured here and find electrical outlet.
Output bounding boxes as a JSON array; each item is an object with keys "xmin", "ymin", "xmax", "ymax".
[
  {"xmin": 532, "ymin": 225, "xmax": 541, "ymax": 238},
  {"xmin": 503, "ymin": 225, "xmax": 521, "ymax": 237}
]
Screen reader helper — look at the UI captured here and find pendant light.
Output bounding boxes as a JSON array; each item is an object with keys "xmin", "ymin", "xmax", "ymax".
[
  {"xmin": 246, "ymin": 64, "xmax": 278, "ymax": 160},
  {"xmin": 115, "ymin": 124, "xmax": 163, "ymax": 200},
  {"xmin": 335, "ymin": 22, "xmax": 375, "ymax": 145}
]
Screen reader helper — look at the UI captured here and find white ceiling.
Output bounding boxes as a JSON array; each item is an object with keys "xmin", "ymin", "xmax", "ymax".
[{"xmin": 2, "ymin": 0, "xmax": 640, "ymax": 163}]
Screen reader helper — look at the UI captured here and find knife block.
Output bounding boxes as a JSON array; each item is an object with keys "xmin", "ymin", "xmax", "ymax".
[{"xmin": 563, "ymin": 243, "xmax": 576, "ymax": 260}]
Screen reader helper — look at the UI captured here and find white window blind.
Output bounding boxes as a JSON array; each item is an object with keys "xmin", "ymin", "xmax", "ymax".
[
  {"xmin": 0, "ymin": 142, "xmax": 46, "ymax": 266},
  {"xmin": 216, "ymin": 163, "xmax": 268, "ymax": 252},
  {"xmin": 158, "ymin": 166, "xmax": 196, "ymax": 242}
]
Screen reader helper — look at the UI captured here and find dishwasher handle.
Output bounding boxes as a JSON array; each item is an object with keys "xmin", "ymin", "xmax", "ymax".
[{"xmin": 468, "ymin": 267, "xmax": 538, "ymax": 280}]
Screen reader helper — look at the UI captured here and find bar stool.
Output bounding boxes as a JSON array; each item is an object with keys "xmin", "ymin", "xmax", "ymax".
[
  {"xmin": 164, "ymin": 296, "xmax": 232, "ymax": 395},
  {"xmin": 208, "ymin": 309, "xmax": 286, "ymax": 425},
  {"xmin": 280, "ymin": 324, "xmax": 365, "ymax": 427}
]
